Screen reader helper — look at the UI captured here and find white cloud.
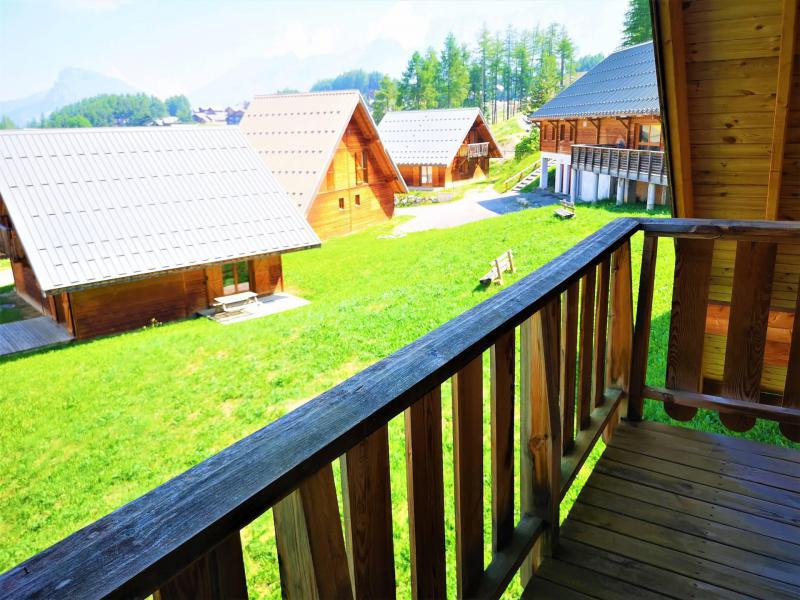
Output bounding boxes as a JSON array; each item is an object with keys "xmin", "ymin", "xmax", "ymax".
[
  {"xmin": 261, "ymin": 20, "xmax": 340, "ymax": 59},
  {"xmin": 368, "ymin": 1, "xmax": 431, "ymax": 50}
]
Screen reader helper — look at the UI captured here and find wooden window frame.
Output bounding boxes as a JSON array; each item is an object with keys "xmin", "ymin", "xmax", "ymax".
[
  {"xmin": 420, "ymin": 165, "xmax": 433, "ymax": 186},
  {"xmin": 338, "ymin": 197, "xmax": 346, "ymax": 211},
  {"xmin": 354, "ymin": 194, "xmax": 361, "ymax": 207},
  {"xmin": 222, "ymin": 260, "xmax": 252, "ymax": 295},
  {"xmin": 355, "ymin": 150, "xmax": 369, "ymax": 185}
]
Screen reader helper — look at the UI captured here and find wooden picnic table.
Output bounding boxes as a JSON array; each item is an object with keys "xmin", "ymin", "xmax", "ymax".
[{"xmin": 214, "ymin": 291, "xmax": 258, "ymax": 312}]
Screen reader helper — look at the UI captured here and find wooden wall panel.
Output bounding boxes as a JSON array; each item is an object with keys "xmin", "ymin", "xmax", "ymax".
[
  {"xmin": 539, "ymin": 116, "xmax": 662, "ymax": 156},
  {"xmin": 308, "ymin": 114, "xmax": 396, "ymax": 239},
  {"xmin": 250, "ymin": 256, "xmax": 283, "ymax": 295},
  {"xmin": 69, "ymin": 269, "xmax": 209, "ymax": 339},
  {"xmin": 655, "ymin": 0, "xmax": 799, "ymax": 395}
]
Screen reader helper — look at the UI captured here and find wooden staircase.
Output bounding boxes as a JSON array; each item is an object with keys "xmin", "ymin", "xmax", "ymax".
[{"xmin": 502, "ymin": 159, "xmax": 542, "ymax": 192}]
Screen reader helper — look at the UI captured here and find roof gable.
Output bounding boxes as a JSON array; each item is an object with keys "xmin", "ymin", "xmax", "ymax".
[
  {"xmin": 377, "ymin": 107, "xmax": 502, "ymax": 166},
  {"xmin": 239, "ymin": 90, "xmax": 406, "ymax": 212},
  {"xmin": 531, "ymin": 41, "xmax": 659, "ymax": 120},
  {"xmin": 0, "ymin": 127, "xmax": 320, "ymax": 293}
]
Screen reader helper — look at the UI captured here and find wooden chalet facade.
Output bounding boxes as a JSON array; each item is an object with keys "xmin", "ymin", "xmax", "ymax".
[
  {"xmin": 0, "ymin": 128, "xmax": 319, "ymax": 340},
  {"xmin": 5, "ymin": 2, "xmax": 800, "ymax": 599},
  {"xmin": 240, "ymin": 91, "xmax": 407, "ymax": 240},
  {"xmin": 377, "ymin": 107, "xmax": 502, "ymax": 189},
  {"xmin": 531, "ymin": 41, "xmax": 669, "ymax": 208}
]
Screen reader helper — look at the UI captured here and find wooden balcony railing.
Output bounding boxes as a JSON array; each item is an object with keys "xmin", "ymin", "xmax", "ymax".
[
  {"xmin": 462, "ymin": 142, "xmax": 489, "ymax": 158},
  {"xmin": 2, "ymin": 218, "xmax": 800, "ymax": 599},
  {"xmin": 571, "ymin": 144, "xmax": 668, "ymax": 185}
]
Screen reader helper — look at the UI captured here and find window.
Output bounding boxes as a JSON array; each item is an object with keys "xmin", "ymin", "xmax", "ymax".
[
  {"xmin": 222, "ymin": 261, "xmax": 251, "ymax": 295},
  {"xmin": 354, "ymin": 194, "xmax": 361, "ymax": 207},
  {"xmin": 325, "ymin": 165, "xmax": 335, "ymax": 191},
  {"xmin": 338, "ymin": 197, "xmax": 345, "ymax": 210},
  {"xmin": 420, "ymin": 165, "xmax": 433, "ymax": 185},
  {"xmin": 559, "ymin": 124, "xmax": 565, "ymax": 141},
  {"xmin": 355, "ymin": 150, "xmax": 369, "ymax": 184},
  {"xmin": 638, "ymin": 124, "xmax": 662, "ymax": 151}
]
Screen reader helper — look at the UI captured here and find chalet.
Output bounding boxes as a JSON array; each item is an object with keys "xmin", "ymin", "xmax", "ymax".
[
  {"xmin": 240, "ymin": 90, "xmax": 407, "ymax": 239},
  {"xmin": 5, "ymin": 2, "xmax": 800, "ymax": 599},
  {"xmin": 0, "ymin": 127, "xmax": 320, "ymax": 340},
  {"xmin": 378, "ymin": 107, "xmax": 502, "ymax": 188},
  {"xmin": 531, "ymin": 41, "xmax": 668, "ymax": 208}
]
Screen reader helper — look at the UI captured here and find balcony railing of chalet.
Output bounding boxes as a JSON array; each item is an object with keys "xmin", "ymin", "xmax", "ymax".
[
  {"xmin": 571, "ymin": 144, "xmax": 668, "ymax": 185},
  {"xmin": 2, "ymin": 218, "xmax": 800, "ymax": 599},
  {"xmin": 462, "ymin": 142, "xmax": 489, "ymax": 158}
]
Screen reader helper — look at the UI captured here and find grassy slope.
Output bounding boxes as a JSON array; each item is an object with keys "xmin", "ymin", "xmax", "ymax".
[
  {"xmin": 1, "ymin": 202, "xmax": 796, "ymax": 597},
  {"xmin": 0, "ymin": 258, "xmax": 9, "ymax": 270}
]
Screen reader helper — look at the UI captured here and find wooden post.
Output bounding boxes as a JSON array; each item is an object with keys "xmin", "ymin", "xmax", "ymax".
[
  {"xmin": 491, "ymin": 330, "xmax": 515, "ymax": 554},
  {"xmin": 340, "ymin": 426, "xmax": 396, "ymax": 599},
  {"xmin": 520, "ymin": 298, "xmax": 561, "ymax": 587},
  {"xmin": 593, "ymin": 258, "xmax": 611, "ymax": 408},
  {"xmin": 273, "ymin": 465, "xmax": 353, "ymax": 599},
  {"xmin": 628, "ymin": 235, "xmax": 659, "ymax": 421},
  {"xmin": 577, "ymin": 269, "xmax": 596, "ymax": 430},
  {"xmin": 452, "ymin": 356, "xmax": 484, "ymax": 598},
  {"xmin": 405, "ymin": 388, "xmax": 446, "ymax": 599},
  {"xmin": 605, "ymin": 242, "xmax": 633, "ymax": 440},
  {"xmin": 561, "ymin": 284, "xmax": 579, "ymax": 452},
  {"xmin": 153, "ymin": 533, "xmax": 248, "ymax": 600}
]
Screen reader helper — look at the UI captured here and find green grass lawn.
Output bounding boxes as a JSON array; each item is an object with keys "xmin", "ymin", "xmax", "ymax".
[
  {"xmin": 0, "ymin": 202, "xmax": 796, "ymax": 597},
  {"xmin": 0, "ymin": 258, "xmax": 9, "ymax": 270}
]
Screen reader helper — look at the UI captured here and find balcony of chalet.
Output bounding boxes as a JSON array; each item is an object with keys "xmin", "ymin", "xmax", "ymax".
[
  {"xmin": 571, "ymin": 144, "xmax": 668, "ymax": 187},
  {"xmin": 1, "ymin": 217, "xmax": 799, "ymax": 600}
]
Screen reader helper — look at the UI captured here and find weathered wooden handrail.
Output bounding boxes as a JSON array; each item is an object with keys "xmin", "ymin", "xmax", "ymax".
[
  {"xmin": 4, "ymin": 217, "xmax": 800, "ymax": 599},
  {"xmin": 0, "ymin": 217, "xmax": 638, "ymax": 599}
]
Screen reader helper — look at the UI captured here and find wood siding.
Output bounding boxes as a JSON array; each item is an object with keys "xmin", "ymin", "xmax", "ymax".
[
  {"xmin": 311, "ymin": 111, "xmax": 396, "ymax": 239},
  {"xmin": 653, "ymin": 0, "xmax": 798, "ymax": 393},
  {"xmin": 539, "ymin": 116, "xmax": 663, "ymax": 155}
]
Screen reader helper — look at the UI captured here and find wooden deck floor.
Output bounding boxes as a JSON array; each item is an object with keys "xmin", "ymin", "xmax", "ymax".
[
  {"xmin": 524, "ymin": 420, "xmax": 800, "ymax": 600},
  {"xmin": 0, "ymin": 316, "xmax": 72, "ymax": 356}
]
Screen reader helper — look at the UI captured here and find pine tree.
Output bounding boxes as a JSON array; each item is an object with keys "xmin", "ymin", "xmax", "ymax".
[
  {"xmin": 372, "ymin": 75, "xmax": 399, "ymax": 123},
  {"xmin": 419, "ymin": 48, "xmax": 440, "ymax": 109},
  {"xmin": 622, "ymin": 0, "xmax": 652, "ymax": 46},
  {"xmin": 398, "ymin": 51, "xmax": 423, "ymax": 109},
  {"xmin": 439, "ymin": 33, "xmax": 470, "ymax": 108},
  {"xmin": 557, "ymin": 31, "xmax": 575, "ymax": 87}
]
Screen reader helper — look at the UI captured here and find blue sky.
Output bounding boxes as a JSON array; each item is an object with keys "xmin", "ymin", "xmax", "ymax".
[{"xmin": 0, "ymin": 0, "xmax": 629, "ymax": 101}]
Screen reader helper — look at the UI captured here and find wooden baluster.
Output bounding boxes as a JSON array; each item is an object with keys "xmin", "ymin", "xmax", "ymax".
[
  {"xmin": 605, "ymin": 241, "xmax": 633, "ymax": 441},
  {"xmin": 520, "ymin": 299, "xmax": 562, "ymax": 586},
  {"xmin": 561, "ymin": 283, "xmax": 579, "ymax": 453},
  {"xmin": 273, "ymin": 465, "xmax": 353, "ymax": 599},
  {"xmin": 405, "ymin": 387, "xmax": 446, "ymax": 599},
  {"xmin": 721, "ymin": 242, "xmax": 777, "ymax": 432},
  {"xmin": 628, "ymin": 235, "xmax": 659, "ymax": 421},
  {"xmin": 452, "ymin": 356, "xmax": 484, "ymax": 598},
  {"xmin": 781, "ymin": 279, "xmax": 800, "ymax": 442},
  {"xmin": 593, "ymin": 258, "xmax": 611, "ymax": 408},
  {"xmin": 577, "ymin": 269, "xmax": 596, "ymax": 430},
  {"xmin": 491, "ymin": 330, "xmax": 515, "ymax": 553},
  {"xmin": 153, "ymin": 532, "xmax": 248, "ymax": 600},
  {"xmin": 665, "ymin": 238, "xmax": 714, "ymax": 421},
  {"xmin": 340, "ymin": 426, "xmax": 396, "ymax": 599}
]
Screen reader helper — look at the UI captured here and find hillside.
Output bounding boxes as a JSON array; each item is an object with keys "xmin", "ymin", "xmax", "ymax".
[{"xmin": 0, "ymin": 68, "xmax": 139, "ymax": 126}]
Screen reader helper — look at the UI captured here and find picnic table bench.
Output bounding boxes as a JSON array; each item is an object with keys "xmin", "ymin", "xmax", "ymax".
[
  {"xmin": 214, "ymin": 291, "xmax": 257, "ymax": 312},
  {"xmin": 479, "ymin": 250, "xmax": 515, "ymax": 286},
  {"xmin": 554, "ymin": 199, "xmax": 576, "ymax": 219}
]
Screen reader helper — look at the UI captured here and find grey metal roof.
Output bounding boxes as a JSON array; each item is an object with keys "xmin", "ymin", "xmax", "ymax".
[
  {"xmin": 531, "ymin": 41, "xmax": 659, "ymax": 120},
  {"xmin": 377, "ymin": 107, "xmax": 501, "ymax": 166},
  {"xmin": 240, "ymin": 90, "xmax": 407, "ymax": 213},
  {"xmin": 0, "ymin": 126, "xmax": 320, "ymax": 294}
]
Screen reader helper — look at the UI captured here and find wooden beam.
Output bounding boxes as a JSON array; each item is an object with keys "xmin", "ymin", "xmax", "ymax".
[
  {"xmin": 780, "ymin": 279, "xmax": 800, "ymax": 442},
  {"xmin": 765, "ymin": 0, "xmax": 798, "ymax": 220},
  {"xmin": 605, "ymin": 242, "xmax": 633, "ymax": 440},
  {"xmin": 405, "ymin": 388, "xmax": 446, "ymax": 599},
  {"xmin": 452, "ymin": 357, "xmax": 484, "ymax": 598},
  {"xmin": 340, "ymin": 427, "xmax": 396, "ymax": 599},
  {"xmin": 628, "ymin": 235, "xmax": 658, "ymax": 421},
  {"xmin": 491, "ymin": 330, "xmax": 515, "ymax": 553},
  {"xmin": 651, "ymin": 0, "xmax": 694, "ymax": 217},
  {"xmin": 644, "ymin": 386, "xmax": 800, "ymax": 426}
]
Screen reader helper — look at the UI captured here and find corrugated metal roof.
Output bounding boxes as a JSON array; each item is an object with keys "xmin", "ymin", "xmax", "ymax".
[
  {"xmin": 0, "ymin": 126, "xmax": 320, "ymax": 294},
  {"xmin": 239, "ymin": 90, "xmax": 406, "ymax": 213},
  {"xmin": 531, "ymin": 41, "xmax": 659, "ymax": 120},
  {"xmin": 377, "ymin": 107, "xmax": 501, "ymax": 166}
]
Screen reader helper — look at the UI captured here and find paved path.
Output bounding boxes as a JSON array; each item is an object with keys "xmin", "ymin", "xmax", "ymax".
[{"xmin": 394, "ymin": 187, "xmax": 563, "ymax": 234}]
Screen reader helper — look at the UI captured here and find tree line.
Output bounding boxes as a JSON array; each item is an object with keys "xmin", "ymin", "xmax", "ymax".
[
  {"xmin": 372, "ymin": 23, "xmax": 604, "ymax": 123},
  {"xmin": 23, "ymin": 93, "xmax": 193, "ymax": 128}
]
